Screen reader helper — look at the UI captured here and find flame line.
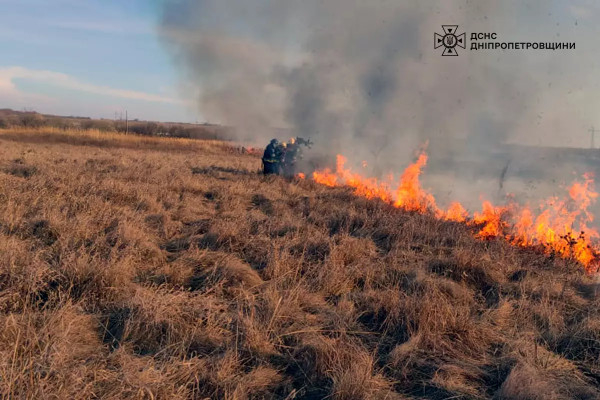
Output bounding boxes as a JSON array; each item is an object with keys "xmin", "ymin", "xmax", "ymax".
[{"xmin": 312, "ymin": 151, "xmax": 600, "ymax": 273}]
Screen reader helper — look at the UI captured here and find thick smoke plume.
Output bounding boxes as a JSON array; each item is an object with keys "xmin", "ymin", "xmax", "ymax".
[{"xmin": 160, "ymin": 0, "xmax": 594, "ymax": 210}]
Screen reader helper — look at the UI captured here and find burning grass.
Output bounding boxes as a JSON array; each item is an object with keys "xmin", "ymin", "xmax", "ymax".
[
  {"xmin": 313, "ymin": 152, "xmax": 600, "ymax": 273},
  {"xmin": 0, "ymin": 128, "xmax": 599, "ymax": 399}
]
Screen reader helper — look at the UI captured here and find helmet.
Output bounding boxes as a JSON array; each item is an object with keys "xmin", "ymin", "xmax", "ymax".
[
  {"xmin": 289, "ymin": 137, "xmax": 296, "ymax": 145},
  {"xmin": 270, "ymin": 138, "xmax": 279, "ymax": 145}
]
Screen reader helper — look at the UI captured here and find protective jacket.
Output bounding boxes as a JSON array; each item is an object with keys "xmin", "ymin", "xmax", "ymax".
[
  {"xmin": 262, "ymin": 142, "xmax": 279, "ymax": 163},
  {"xmin": 262, "ymin": 142, "xmax": 281, "ymax": 175}
]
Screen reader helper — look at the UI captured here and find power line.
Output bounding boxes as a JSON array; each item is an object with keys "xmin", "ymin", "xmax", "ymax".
[{"xmin": 589, "ymin": 126, "xmax": 600, "ymax": 149}]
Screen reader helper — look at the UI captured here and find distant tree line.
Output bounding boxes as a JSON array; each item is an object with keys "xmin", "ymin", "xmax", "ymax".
[{"xmin": 0, "ymin": 109, "xmax": 232, "ymax": 141}]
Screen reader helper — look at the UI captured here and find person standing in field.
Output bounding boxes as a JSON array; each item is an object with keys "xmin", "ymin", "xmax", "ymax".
[
  {"xmin": 282, "ymin": 137, "xmax": 300, "ymax": 177},
  {"xmin": 262, "ymin": 139, "xmax": 281, "ymax": 175}
]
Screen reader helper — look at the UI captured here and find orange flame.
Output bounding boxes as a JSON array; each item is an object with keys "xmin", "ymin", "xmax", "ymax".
[
  {"xmin": 473, "ymin": 201, "xmax": 508, "ymax": 239},
  {"xmin": 314, "ymin": 155, "xmax": 393, "ymax": 201},
  {"xmin": 393, "ymin": 152, "xmax": 437, "ymax": 213},
  {"xmin": 313, "ymin": 168, "xmax": 338, "ymax": 187},
  {"xmin": 508, "ymin": 174, "xmax": 599, "ymax": 268},
  {"xmin": 445, "ymin": 202, "xmax": 468, "ymax": 222},
  {"xmin": 311, "ymin": 152, "xmax": 600, "ymax": 273}
]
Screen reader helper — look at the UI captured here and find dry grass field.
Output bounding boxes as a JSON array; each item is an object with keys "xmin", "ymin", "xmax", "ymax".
[{"xmin": 1, "ymin": 128, "xmax": 599, "ymax": 399}]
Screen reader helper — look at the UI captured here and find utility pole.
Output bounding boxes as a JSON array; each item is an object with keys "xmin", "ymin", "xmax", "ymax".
[
  {"xmin": 589, "ymin": 126, "xmax": 600, "ymax": 149},
  {"xmin": 125, "ymin": 110, "xmax": 128, "ymax": 135}
]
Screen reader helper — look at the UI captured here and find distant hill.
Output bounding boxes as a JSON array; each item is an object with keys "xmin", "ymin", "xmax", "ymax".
[{"xmin": 0, "ymin": 108, "xmax": 233, "ymax": 140}]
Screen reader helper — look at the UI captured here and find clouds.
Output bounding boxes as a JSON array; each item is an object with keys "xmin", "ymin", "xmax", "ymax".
[
  {"xmin": 0, "ymin": 66, "xmax": 195, "ymax": 122},
  {"xmin": 0, "ymin": 0, "xmax": 185, "ymax": 119},
  {"xmin": 0, "ymin": 0, "xmax": 153, "ymax": 41},
  {"xmin": 0, "ymin": 1, "xmax": 192, "ymax": 122},
  {"xmin": 0, "ymin": 66, "xmax": 182, "ymax": 104},
  {"xmin": 47, "ymin": 19, "xmax": 152, "ymax": 36}
]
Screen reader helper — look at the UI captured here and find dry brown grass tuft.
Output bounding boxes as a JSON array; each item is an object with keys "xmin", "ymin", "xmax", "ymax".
[{"xmin": 0, "ymin": 127, "xmax": 599, "ymax": 399}]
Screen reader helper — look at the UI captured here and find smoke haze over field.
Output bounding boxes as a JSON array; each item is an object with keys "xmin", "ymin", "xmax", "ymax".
[{"xmin": 161, "ymin": 0, "xmax": 600, "ymax": 208}]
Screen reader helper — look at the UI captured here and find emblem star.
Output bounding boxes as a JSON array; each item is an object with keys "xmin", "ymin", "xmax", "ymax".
[{"xmin": 434, "ymin": 25, "xmax": 466, "ymax": 56}]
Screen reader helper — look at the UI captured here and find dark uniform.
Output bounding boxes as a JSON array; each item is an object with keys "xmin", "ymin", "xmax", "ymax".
[
  {"xmin": 262, "ymin": 139, "xmax": 281, "ymax": 175},
  {"xmin": 282, "ymin": 143, "xmax": 300, "ymax": 177}
]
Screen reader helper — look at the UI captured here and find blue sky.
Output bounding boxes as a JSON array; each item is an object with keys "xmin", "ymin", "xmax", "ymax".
[
  {"xmin": 0, "ymin": 0, "xmax": 198, "ymax": 122},
  {"xmin": 1, "ymin": 0, "xmax": 600, "ymax": 143}
]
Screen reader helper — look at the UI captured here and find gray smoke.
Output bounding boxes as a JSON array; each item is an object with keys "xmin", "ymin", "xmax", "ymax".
[{"xmin": 160, "ymin": 0, "xmax": 596, "ymax": 210}]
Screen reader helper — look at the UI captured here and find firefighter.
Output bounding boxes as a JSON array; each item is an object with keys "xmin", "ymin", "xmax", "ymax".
[
  {"xmin": 282, "ymin": 137, "xmax": 300, "ymax": 177},
  {"xmin": 276, "ymin": 142, "xmax": 288, "ymax": 175},
  {"xmin": 262, "ymin": 139, "xmax": 281, "ymax": 175}
]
